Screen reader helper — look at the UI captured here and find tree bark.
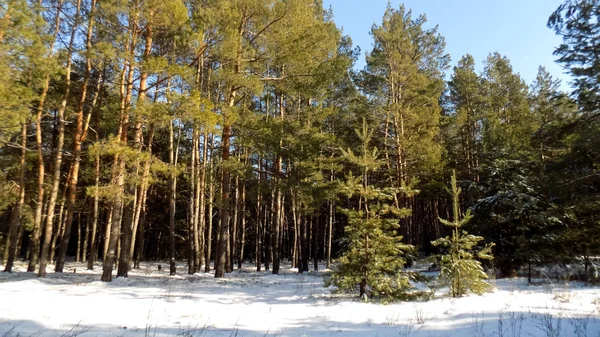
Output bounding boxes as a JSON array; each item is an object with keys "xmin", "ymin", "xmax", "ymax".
[
  {"xmin": 272, "ymin": 93, "xmax": 284, "ymax": 274},
  {"xmin": 194, "ymin": 129, "xmax": 206, "ymax": 272},
  {"xmin": 27, "ymin": 82, "xmax": 48, "ymax": 272},
  {"xmin": 237, "ymin": 178, "xmax": 246, "ymax": 269},
  {"xmin": 204, "ymin": 135, "xmax": 214, "ymax": 272},
  {"xmin": 28, "ymin": 0, "xmax": 63, "ymax": 274},
  {"xmin": 75, "ymin": 213, "xmax": 81, "ymax": 263},
  {"xmin": 255, "ymin": 157, "xmax": 262, "ymax": 272},
  {"xmin": 102, "ymin": 205, "xmax": 113, "ymax": 261},
  {"xmin": 198, "ymin": 130, "xmax": 208, "ymax": 272},
  {"xmin": 38, "ymin": 0, "xmax": 77, "ymax": 277},
  {"xmin": 102, "ymin": 14, "xmax": 138, "ymax": 280},
  {"xmin": 188, "ymin": 129, "xmax": 197, "ymax": 274},
  {"xmin": 215, "ymin": 123, "xmax": 231, "ymax": 278},
  {"xmin": 131, "ymin": 124, "xmax": 154, "ymax": 269},
  {"xmin": 118, "ymin": 13, "xmax": 151, "ymax": 277},
  {"xmin": 82, "ymin": 207, "xmax": 90, "ymax": 263},
  {"xmin": 168, "ymin": 118, "xmax": 178, "ymax": 276},
  {"xmin": 56, "ymin": 0, "xmax": 93, "ymax": 272},
  {"xmin": 229, "ymin": 173, "xmax": 239, "ymax": 273},
  {"xmin": 87, "ymin": 71, "xmax": 105, "ymax": 271},
  {"xmin": 4, "ymin": 122, "xmax": 27, "ymax": 272}
]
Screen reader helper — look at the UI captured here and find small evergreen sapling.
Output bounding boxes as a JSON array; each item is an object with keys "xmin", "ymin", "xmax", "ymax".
[
  {"xmin": 331, "ymin": 118, "xmax": 414, "ymax": 301},
  {"xmin": 432, "ymin": 171, "xmax": 494, "ymax": 297}
]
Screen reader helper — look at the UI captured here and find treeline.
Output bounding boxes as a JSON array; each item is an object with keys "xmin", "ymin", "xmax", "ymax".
[{"xmin": 0, "ymin": 0, "xmax": 598, "ymax": 283}]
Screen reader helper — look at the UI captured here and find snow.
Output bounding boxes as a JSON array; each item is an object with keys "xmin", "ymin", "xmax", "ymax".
[{"xmin": 0, "ymin": 261, "xmax": 599, "ymax": 336}]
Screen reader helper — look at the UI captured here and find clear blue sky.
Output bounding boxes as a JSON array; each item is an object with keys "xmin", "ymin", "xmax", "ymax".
[{"xmin": 322, "ymin": 0, "xmax": 570, "ymax": 88}]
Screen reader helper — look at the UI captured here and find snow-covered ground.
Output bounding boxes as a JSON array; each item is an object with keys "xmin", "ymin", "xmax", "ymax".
[{"xmin": 0, "ymin": 260, "xmax": 599, "ymax": 337}]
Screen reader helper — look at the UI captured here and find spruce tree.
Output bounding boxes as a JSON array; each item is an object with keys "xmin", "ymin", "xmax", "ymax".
[
  {"xmin": 547, "ymin": 0, "xmax": 600, "ymax": 267},
  {"xmin": 331, "ymin": 118, "xmax": 413, "ymax": 301},
  {"xmin": 432, "ymin": 171, "xmax": 494, "ymax": 297}
]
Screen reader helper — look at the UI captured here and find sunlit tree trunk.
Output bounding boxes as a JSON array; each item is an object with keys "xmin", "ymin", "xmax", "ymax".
[
  {"xmin": 118, "ymin": 14, "xmax": 151, "ymax": 277},
  {"xmin": 188, "ymin": 130, "xmax": 197, "ymax": 274},
  {"xmin": 56, "ymin": 0, "xmax": 95, "ymax": 272},
  {"xmin": 39, "ymin": 0, "xmax": 79, "ymax": 277},
  {"xmin": 102, "ymin": 11, "xmax": 138, "ymax": 280},
  {"xmin": 168, "ymin": 117, "xmax": 180, "ymax": 276},
  {"xmin": 204, "ymin": 135, "xmax": 215, "ymax": 272}
]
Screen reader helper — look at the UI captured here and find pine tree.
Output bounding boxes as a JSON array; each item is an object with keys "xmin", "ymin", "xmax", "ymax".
[
  {"xmin": 447, "ymin": 55, "xmax": 486, "ymax": 183},
  {"xmin": 360, "ymin": 4, "xmax": 448, "ymax": 188},
  {"xmin": 481, "ymin": 53, "xmax": 535, "ymax": 160},
  {"xmin": 432, "ymin": 171, "xmax": 494, "ymax": 297},
  {"xmin": 549, "ymin": 0, "xmax": 600, "ymax": 113},
  {"xmin": 331, "ymin": 118, "xmax": 413, "ymax": 301}
]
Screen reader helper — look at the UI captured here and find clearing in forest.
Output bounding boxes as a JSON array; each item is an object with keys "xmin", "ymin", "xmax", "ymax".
[{"xmin": 1, "ymin": 261, "xmax": 599, "ymax": 337}]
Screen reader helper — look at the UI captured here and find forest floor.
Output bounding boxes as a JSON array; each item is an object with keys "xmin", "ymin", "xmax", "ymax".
[{"xmin": 0, "ymin": 260, "xmax": 599, "ymax": 337}]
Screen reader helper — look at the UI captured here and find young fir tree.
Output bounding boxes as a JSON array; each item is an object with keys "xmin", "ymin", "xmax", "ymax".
[
  {"xmin": 432, "ymin": 171, "xmax": 494, "ymax": 297},
  {"xmin": 331, "ymin": 118, "xmax": 413, "ymax": 301}
]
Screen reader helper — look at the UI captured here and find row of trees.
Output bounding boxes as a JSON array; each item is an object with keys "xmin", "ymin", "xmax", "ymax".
[{"xmin": 0, "ymin": 0, "xmax": 598, "ymax": 296}]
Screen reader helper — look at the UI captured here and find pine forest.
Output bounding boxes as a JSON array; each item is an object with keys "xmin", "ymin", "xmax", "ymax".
[{"xmin": 0, "ymin": 0, "xmax": 600, "ymax": 336}]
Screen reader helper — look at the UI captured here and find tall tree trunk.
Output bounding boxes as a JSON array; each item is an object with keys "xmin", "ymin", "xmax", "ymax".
[
  {"xmin": 102, "ymin": 190, "xmax": 123, "ymax": 281},
  {"xmin": 4, "ymin": 122, "xmax": 27, "ymax": 272},
  {"xmin": 102, "ymin": 13, "xmax": 138, "ymax": 280},
  {"xmin": 187, "ymin": 129, "xmax": 197, "ymax": 274},
  {"xmin": 300, "ymin": 213, "xmax": 309, "ymax": 273},
  {"xmin": 51, "ymin": 193, "xmax": 68, "ymax": 264},
  {"xmin": 83, "ymin": 206, "xmax": 90, "ymax": 263},
  {"xmin": 237, "ymin": 179, "xmax": 246, "ymax": 269},
  {"xmin": 87, "ymin": 70, "xmax": 105, "ymax": 271},
  {"xmin": 204, "ymin": 135, "xmax": 214, "ymax": 272},
  {"xmin": 28, "ymin": 0, "xmax": 63, "ymax": 274},
  {"xmin": 168, "ymin": 119, "xmax": 178, "ymax": 276},
  {"xmin": 134, "ymin": 203, "xmax": 146, "ymax": 268},
  {"xmin": 75, "ymin": 213, "xmax": 81, "ymax": 263},
  {"xmin": 28, "ymin": 82, "xmax": 48, "ymax": 272},
  {"xmin": 102, "ymin": 205, "xmax": 113, "ymax": 261},
  {"xmin": 214, "ymin": 12, "xmax": 245, "ymax": 277},
  {"xmin": 215, "ymin": 123, "xmax": 231, "ymax": 278},
  {"xmin": 193, "ymin": 130, "xmax": 205, "ymax": 272},
  {"xmin": 38, "ymin": 0, "xmax": 78, "ymax": 277},
  {"xmin": 327, "ymin": 170, "xmax": 334, "ymax": 269},
  {"xmin": 56, "ymin": 0, "xmax": 94, "ymax": 272},
  {"xmin": 313, "ymin": 215, "xmax": 319, "ymax": 271},
  {"xmin": 255, "ymin": 157, "xmax": 262, "ymax": 272},
  {"xmin": 228, "ymin": 173, "xmax": 239, "ymax": 273},
  {"xmin": 118, "ymin": 14, "xmax": 150, "ymax": 277},
  {"xmin": 291, "ymin": 191, "xmax": 298, "ymax": 269},
  {"xmin": 131, "ymin": 124, "xmax": 154, "ymax": 269},
  {"xmin": 197, "ymin": 130, "xmax": 208, "ymax": 272},
  {"xmin": 272, "ymin": 93, "xmax": 284, "ymax": 274},
  {"xmin": 265, "ymin": 187, "xmax": 273, "ymax": 272}
]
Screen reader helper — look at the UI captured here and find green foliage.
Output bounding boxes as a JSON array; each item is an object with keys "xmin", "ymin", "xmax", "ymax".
[
  {"xmin": 482, "ymin": 53, "xmax": 535, "ymax": 159},
  {"xmin": 432, "ymin": 171, "xmax": 494, "ymax": 297},
  {"xmin": 0, "ymin": 171, "xmax": 17, "ymax": 213},
  {"xmin": 546, "ymin": 0, "xmax": 600, "ymax": 264},
  {"xmin": 359, "ymin": 4, "xmax": 448, "ymax": 185},
  {"xmin": 445, "ymin": 54, "xmax": 486, "ymax": 181},
  {"xmin": 549, "ymin": 0, "xmax": 600, "ymax": 112},
  {"xmin": 0, "ymin": 0, "xmax": 49, "ymax": 146},
  {"xmin": 331, "ymin": 118, "xmax": 414, "ymax": 301}
]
